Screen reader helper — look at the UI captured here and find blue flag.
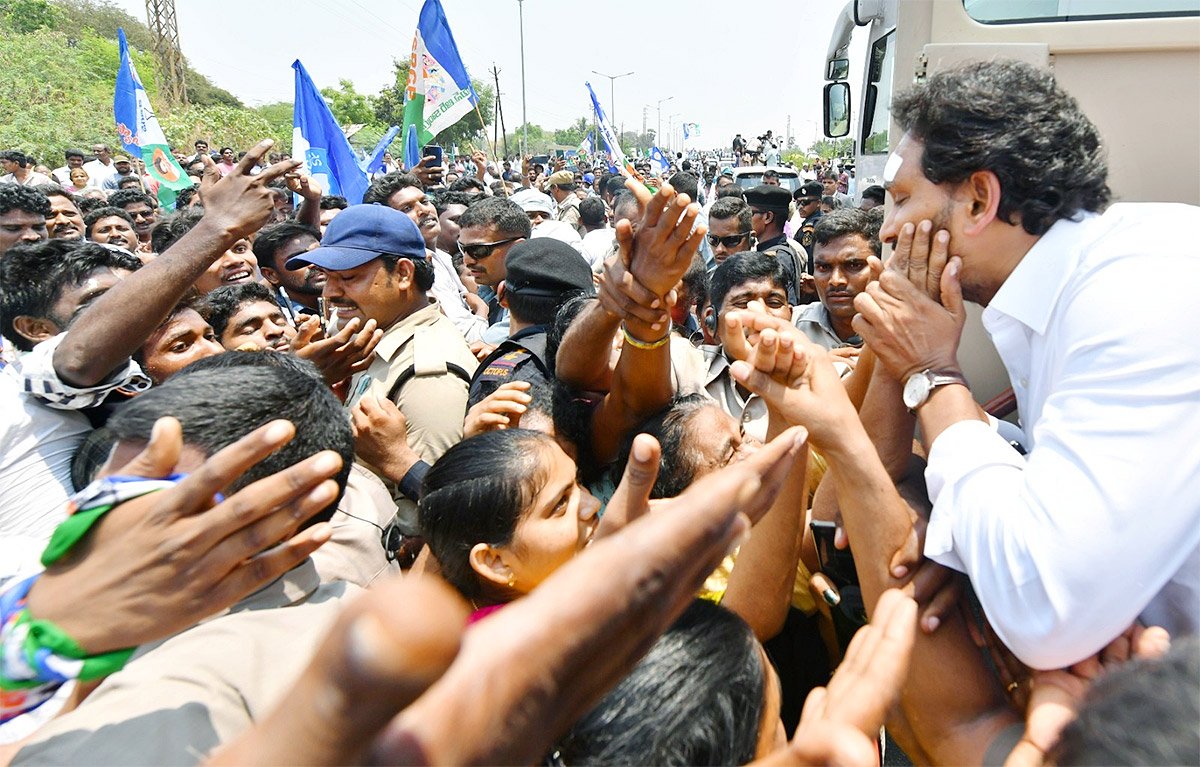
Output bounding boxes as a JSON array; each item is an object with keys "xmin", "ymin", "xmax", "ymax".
[
  {"xmin": 579, "ymin": 133, "xmax": 594, "ymax": 156},
  {"xmin": 362, "ymin": 125, "xmax": 401, "ymax": 174},
  {"xmin": 292, "ymin": 59, "xmax": 369, "ymax": 204},
  {"xmin": 403, "ymin": 124, "xmax": 421, "ymax": 170},
  {"xmin": 649, "ymin": 146, "xmax": 670, "ymax": 176}
]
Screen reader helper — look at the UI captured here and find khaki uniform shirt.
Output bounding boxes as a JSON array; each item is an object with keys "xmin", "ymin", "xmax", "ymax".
[
  {"xmin": 13, "ymin": 561, "xmax": 358, "ymax": 766},
  {"xmin": 793, "ymin": 301, "xmax": 860, "ymax": 352},
  {"xmin": 555, "ymin": 193, "xmax": 586, "ymax": 238},
  {"xmin": 311, "ymin": 463, "xmax": 401, "ymax": 587},
  {"xmin": 344, "ymin": 299, "xmax": 478, "ymax": 533}
]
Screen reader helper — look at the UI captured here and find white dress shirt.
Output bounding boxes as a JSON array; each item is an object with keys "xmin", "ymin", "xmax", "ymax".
[
  {"xmin": 924, "ymin": 203, "xmax": 1200, "ymax": 669},
  {"xmin": 428, "ymin": 247, "xmax": 487, "ymax": 343}
]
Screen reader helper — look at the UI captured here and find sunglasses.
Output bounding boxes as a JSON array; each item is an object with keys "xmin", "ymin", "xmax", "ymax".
[
  {"xmin": 796, "ymin": 198, "xmax": 819, "ymax": 206},
  {"xmin": 458, "ymin": 237, "xmax": 521, "ymax": 260},
  {"xmin": 707, "ymin": 232, "xmax": 751, "ymax": 248}
]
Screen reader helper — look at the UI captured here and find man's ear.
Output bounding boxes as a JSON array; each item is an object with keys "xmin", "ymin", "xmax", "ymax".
[
  {"xmin": 259, "ymin": 265, "xmax": 280, "ymax": 288},
  {"xmin": 962, "ymin": 170, "xmax": 1003, "ymax": 236},
  {"xmin": 12, "ymin": 315, "xmax": 60, "ymax": 347},
  {"xmin": 394, "ymin": 257, "xmax": 417, "ymax": 290},
  {"xmin": 497, "ymin": 281, "xmax": 508, "ymax": 309},
  {"xmin": 468, "ymin": 543, "xmax": 512, "ymax": 589}
]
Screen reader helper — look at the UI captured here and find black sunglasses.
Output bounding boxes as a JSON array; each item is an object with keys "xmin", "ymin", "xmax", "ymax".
[
  {"xmin": 796, "ymin": 198, "xmax": 819, "ymax": 206},
  {"xmin": 458, "ymin": 237, "xmax": 521, "ymax": 260},
  {"xmin": 707, "ymin": 232, "xmax": 751, "ymax": 248}
]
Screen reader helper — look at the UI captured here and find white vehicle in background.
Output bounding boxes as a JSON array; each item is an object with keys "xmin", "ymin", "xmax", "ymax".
[
  {"xmin": 730, "ymin": 166, "xmax": 801, "ymax": 193},
  {"xmin": 821, "ymin": 0, "xmax": 1200, "ymax": 409}
]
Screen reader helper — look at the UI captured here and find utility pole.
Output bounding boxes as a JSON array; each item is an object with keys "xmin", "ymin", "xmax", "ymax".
[
  {"xmin": 642, "ymin": 105, "xmax": 647, "ymax": 138},
  {"xmin": 145, "ymin": 0, "xmax": 188, "ymax": 109},
  {"xmin": 517, "ymin": 0, "xmax": 527, "ymax": 157},
  {"xmin": 656, "ymin": 96, "xmax": 673, "ymax": 149},
  {"xmin": 491, "ymin": 65, "xmax": 503, "ymax": 159},
  {"xmin": 591, "ymin": 70, "xmax": 634, "ymax": 126}
]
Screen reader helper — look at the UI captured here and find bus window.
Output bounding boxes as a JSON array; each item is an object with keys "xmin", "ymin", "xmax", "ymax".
[
  {"xmin": 963, "ymin": 0, "xmax": 1199, "ymax": 23},
  {"xmin": 861, "ymin": 32, "xmax": 895, "ymax": 156}
]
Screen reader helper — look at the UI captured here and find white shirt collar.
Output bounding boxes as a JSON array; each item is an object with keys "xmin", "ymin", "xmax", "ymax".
[{"xmin": 986, "ymin": 212, "xmax": 1097, "ymax": 335}]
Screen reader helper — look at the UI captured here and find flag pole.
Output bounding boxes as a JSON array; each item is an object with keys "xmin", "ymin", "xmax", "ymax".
[{"xmin": 473, "ymin": 99, "xmax": 508, "ymax": 198}]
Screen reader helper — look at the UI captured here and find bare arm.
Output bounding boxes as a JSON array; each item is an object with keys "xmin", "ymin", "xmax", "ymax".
[{"xmin": 53, "ymin": 142, "xmax": 300, "ymax": 387}]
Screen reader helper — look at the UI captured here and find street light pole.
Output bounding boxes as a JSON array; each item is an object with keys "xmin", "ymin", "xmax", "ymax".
[
  {"xmin": 591, "ymin": 70, "xmax": 634, "ymax": 126},
  {"xmin": 656, "ymin": 95, "xmax": 673, "ymax": 149},
  {"xmin": 518, "ymin": 0, "xmax": 527, "ymax": 158}
]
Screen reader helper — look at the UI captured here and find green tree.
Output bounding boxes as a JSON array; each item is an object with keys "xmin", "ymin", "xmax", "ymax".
[
  {"xmin": 160, "ymin": 104, "xmax": 286, "ymax": 154},
  {"xmin": 321, "ymin": 79, "xmax": 378, "ymax": 127},
  {"xmin": 807, "ymin": 137, "xmax": 854, "ymax": 160},
  {"xmin": 2, "ymin": 0, "xmax": 64, "ymax": 32}
]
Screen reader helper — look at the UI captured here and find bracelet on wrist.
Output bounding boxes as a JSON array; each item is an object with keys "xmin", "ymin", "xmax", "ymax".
[{"xmin": 621, "ymin": 323, "xmax": 670, "ymax": 351}]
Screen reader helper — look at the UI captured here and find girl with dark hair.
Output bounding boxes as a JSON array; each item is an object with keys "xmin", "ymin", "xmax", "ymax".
[{"xmin": 418, "ymin": 428, "xmax": 600, "ymax": 615}]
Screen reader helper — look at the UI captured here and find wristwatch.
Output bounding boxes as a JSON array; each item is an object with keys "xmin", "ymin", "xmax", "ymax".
[{"xmin": 902, "ymin": 369, "xmax": 968, "ymax": 411}]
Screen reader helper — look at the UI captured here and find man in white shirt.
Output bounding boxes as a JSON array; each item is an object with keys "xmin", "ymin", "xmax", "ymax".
[
  {"xmin": 0, "ymin": 151, "xmax": 53, "ymax": 187},
  {"xmin": 854, "ymin": 60, "xmax": 1200, "ymax": 669},
  {"xmin": 83, "ymin": 144, "xmax": 119, "ymax": 186},
  {"xmin": 51, "ymin": 148, "xmax": 87, "ymax": 185}
]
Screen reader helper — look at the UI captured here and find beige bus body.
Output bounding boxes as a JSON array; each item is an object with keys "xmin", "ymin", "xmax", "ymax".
[{"xmin": 826, "ymin": 0, "xmax": 1200, "ymax": 405}]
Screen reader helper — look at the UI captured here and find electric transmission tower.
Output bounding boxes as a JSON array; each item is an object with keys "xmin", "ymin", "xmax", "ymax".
[{"xmin": 145, "ymin": 0, "xmax": 188, "ymax": 108}]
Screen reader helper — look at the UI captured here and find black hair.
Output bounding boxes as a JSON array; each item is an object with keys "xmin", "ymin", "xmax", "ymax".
[
  {"xmin": 505, "ymin": 287, "xmax": 587, "ymax": 328},
  {"xmin": 708, "ymin": 197, "xmax": 751, "ymax": 233},
  {"xmin": 612, "ymin": 191, "xmax": 639, "ymax": 221},
  {"xmin": 892, "ymin": 59, "xmax": 1110, "ymax": 236},
  {"xmin": 448, "ymin": 176, "xmax": 487, "ymax": 194},
  {"xmin": 0, "ymin": 183, "xmax": 50, "ymax": 218},
  {"xmin": 362, "ymin": 171, "xmax": 422, "ymax": 205},
  {"xmin": 432, "ymin": 190, "xmax": 473, "ymax": 215},
  {"xmin": 74, "ymin": 195, "xmax": 105, "ymax": 216},
  {"xmin": 604, "ymin": 175, "xmax": 627, "ymax": 199},
  {"xmin": 762, "ymin": 169, "xmax": 779, "ymax": 181},
  {"xmin": 418, "ymin": 429, "xmax": 555, "ymax": 599},
  {"xmin": 556, "ymin": 599, "xmax": 765, "ymax": 767},
  {"xmin": 319, "ymin": 194, "xmax": 348, "ymax": 210},
  {"xmin": 488, "ymin": 180, "xmax": 510, "ymax": 197},
  {"xmin": 709, "ymin": 251, "xmax": 788, "ymax": 319},
  {"xmin": 195, "ymin": 282, "xmax": 279, "ymax": 338},
  {"xmin": 821, "ymin": 195, "xmax": 839, "ymax": 209},
  {"xmin": 0, "ymin": 239, "xmax": 142, "ymax": 351},
  {"xmin": 106, "ymin": 188, "xmax": 156, "ymax": 212},
  {"xmin": 252, "ymin": 220, "xmax": 320, "ymax": 272},
  {"xmin": 457, "ymin": 197, "xmax": 531, "ymax": 239},
  {"xmin": 32, "ymin": 184, "xmax": 75, "ymax": 204},
  {"xmin": 715, "ymin": 184, "xmax": 746, "ymax": 201},
  {"xmin": 64, "ymin": 148, "xmax": 86, "ymax": 160},
  {"xmin": 813, "ymin": 207, "xmax": 882, "ymax": 257},
  {"xmin": 860, "ymin": 184, "xmax": 885, "ymax": 204},
  {"xmin": 219, "ymin": 146, "xmax": 234, "ymax": 155},
  {"xmin": 150, "ymin": 205, "xmax": 206, "ymax": 254},
  {"xmin": 0, "ymin": 149, "xmax": 29, "ymax": 167},
  {"xmin": 668, "ymin": 171, "xmax": 699, "ymax": 202},
  {"xmin": 680, "ymin": 252, "xmax": 709, "ymax": 315},
  {"xmin": 174, "ymin": 186, "xmax": 199, "ymax": 208},
  {"xmin": 108, "ymin": 353, "xmax": 352, "ymax": 525},
  {"xmin": 612, "ymin": 393, "xmax": 712, "ymax": 499},
  {"xmin": 579, "ymin": 196, "xmax": 606, "ymax": 227},
  {"xmin": 1053, "ymin": 637, "xmax": 1199, "ymax": 766},
  {"xmin": 83, "ymin": 206, "xmax": 134, "ymax": 239},
  {"xmin": 376, "ymin": 250, "xmax": 436, "ymax": 291}
]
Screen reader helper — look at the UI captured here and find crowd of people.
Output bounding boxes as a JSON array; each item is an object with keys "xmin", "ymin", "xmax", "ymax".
[{"xmin": 0, "ymin": 59, "xmax": 1196, "ymax": 766}]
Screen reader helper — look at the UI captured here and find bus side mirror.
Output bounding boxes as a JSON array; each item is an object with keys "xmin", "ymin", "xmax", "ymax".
[
  {"xmin": 824, "ymin": 82, "xmax": 851, "ymax": 138},
  {"xmin": 826, "ymin": 58, "xmax": 850, "ymax": 80}
]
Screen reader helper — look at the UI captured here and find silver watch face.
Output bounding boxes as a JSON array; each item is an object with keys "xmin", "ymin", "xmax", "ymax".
[{"xmin": 903, "ymin": 372, "xmax": 931, "ymax": 409}]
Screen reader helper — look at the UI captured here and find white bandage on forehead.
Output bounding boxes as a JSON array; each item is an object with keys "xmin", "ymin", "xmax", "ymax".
[{"xmin": 883, "ymin": 151, "xmax": 903, "ymax": 184}]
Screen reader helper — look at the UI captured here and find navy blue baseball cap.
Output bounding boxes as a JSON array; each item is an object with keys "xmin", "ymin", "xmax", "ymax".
[{"xmin": 286, "ymin": 203, "xmax": 426, "ymax": 271}]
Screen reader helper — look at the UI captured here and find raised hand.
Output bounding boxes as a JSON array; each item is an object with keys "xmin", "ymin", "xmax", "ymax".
[
  {"xmin": 26, "ymin": 417, "xmax": 341, "ymax": 656},
  {"xmin": 756, "ymin": 589, "xmax": 918, "ymax": 766},
  {"xmin": 195, "ymin": 139, "xmax": 302, "ymax": 242},
  {"xmin": 614, "ymin": 178, "xmax": 706, "ymax": 297},
  {"xmin": 411, "ymin": 155, "xmax": 443, "ymax": 188},
  {"xmin": 291, "ymin": 315, "xmax": 382, "ymax": 387},
  {"xmin": 285, "ymin": 170, "xmax": 322, "ymax": 203},
  {"xmin": 463, "ymin": 381, "xmax": 532, "ymax": 438}
]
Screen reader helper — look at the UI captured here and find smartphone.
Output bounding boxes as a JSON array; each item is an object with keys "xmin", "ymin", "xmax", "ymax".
[
  {"xmin": 554, "ymin": 149, "xmax": 565, "ymax": 160},
  {"xmin": 809, "ymin": 520, "xmax": 859, "ymax": 588},
  {"xmin": 423, "ymin": 144, "xmax": 443, "ymax": 165}
]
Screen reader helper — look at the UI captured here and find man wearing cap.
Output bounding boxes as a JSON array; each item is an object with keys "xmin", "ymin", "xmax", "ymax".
[
  {"xmin": 545, "ymin": 170, "xmax": 586, "ymax": 238},
  {"xmin": 467, "ymin": 239, "xmax": 594, "ymax": 407},
  {"xmin": 744, "ymin": 184, "xmax": 810, "ymax": 305},
  {"xmin": 788, "ymin": 181, "xmax": 825, "ymax": 254},
  {"xmin": 287, "ymin": 203, "xmax": 477, "ymax": 534},
  {"xmin": 101, "ymin": 156, "xmax": 139, "ymax": 191}
]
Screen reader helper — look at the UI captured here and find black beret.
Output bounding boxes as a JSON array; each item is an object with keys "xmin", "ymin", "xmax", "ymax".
[
  {"xmin": 744, "ymin": 184, "xmax": 792, "ymax": 210},
  {"xmin": 795, "ymin": 181, "xmax": 824, "ymax": 200},
  {"xmin": 504, "ymin": 238, "xmax": 595, "ymax": 298}
]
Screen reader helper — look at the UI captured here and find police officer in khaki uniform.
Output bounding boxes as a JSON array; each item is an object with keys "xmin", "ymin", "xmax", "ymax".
[
  {"xmin": 287, "ymin": 204, "xmax": 478, "ymax": 534},
  {"xmin": 544, "ymin": 169, "xmax": 586, "ymax": 238}
]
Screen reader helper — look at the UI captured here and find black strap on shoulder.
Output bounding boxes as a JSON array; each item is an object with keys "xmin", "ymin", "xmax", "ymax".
[{"xmin": 386, "ymin": 362, "xmax": 473, "ymax": 403}]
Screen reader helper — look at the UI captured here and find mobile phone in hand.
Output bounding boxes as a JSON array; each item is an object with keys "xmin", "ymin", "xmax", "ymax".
[{"xmin": 423, "ymin": 144, "xmax": 443, "ymax": 166}]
